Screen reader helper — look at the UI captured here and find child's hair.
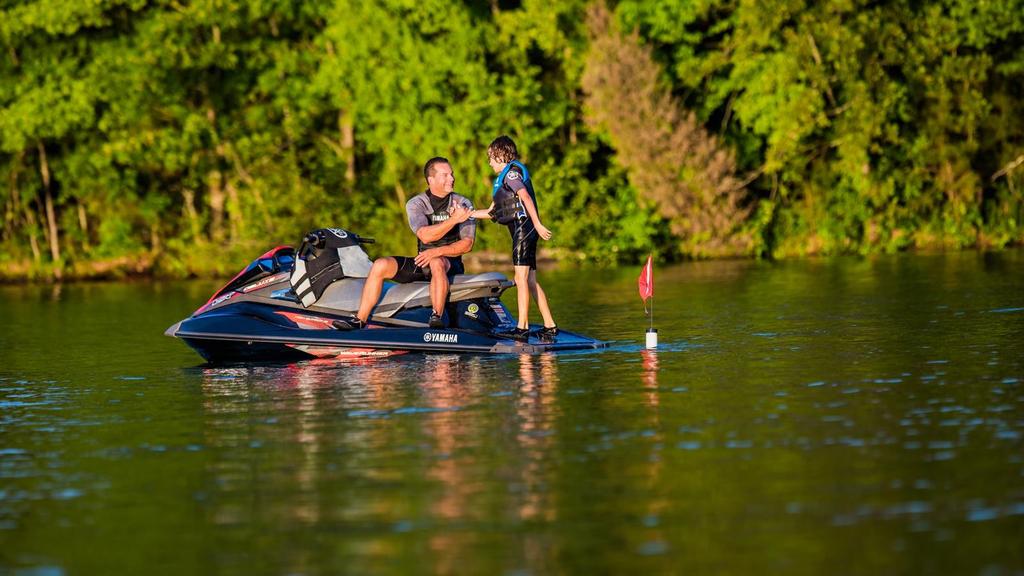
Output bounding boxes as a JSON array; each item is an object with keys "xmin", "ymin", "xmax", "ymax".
[{"xmin": 487, "ymin": 135, "xmax": 518, "ymax": 164}]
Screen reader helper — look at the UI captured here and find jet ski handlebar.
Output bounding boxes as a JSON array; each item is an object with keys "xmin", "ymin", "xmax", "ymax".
[{"xmin": 301, "ymin": 231, "xmax": 375, "ymax": 248}]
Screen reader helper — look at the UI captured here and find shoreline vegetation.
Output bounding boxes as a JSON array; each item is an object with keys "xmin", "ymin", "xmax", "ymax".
[
  {"xmin": 0, "ymin": 245, "xmax": 594, "ymax": 283},
  {"xmin": 3, "ymin": 1, "xmax": 1023, "ymax": 283},
  {"xmin": 2, "ymin": 244, "xmax": 1019, "ymax": 285}
]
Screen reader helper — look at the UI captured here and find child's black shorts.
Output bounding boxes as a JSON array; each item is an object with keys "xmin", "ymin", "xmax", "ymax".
[
  {"xmin": 508, "ymin": 218, "xmax": 537, "ymax": 270},
  {"xmin": 390, "ymin": 255, "xmax": 465, "ymax": 283}
]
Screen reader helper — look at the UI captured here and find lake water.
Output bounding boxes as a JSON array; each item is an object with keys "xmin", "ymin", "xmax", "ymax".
[{"xmin": 1, "ymin": 251, "xmax": 1023, "ymax": 574}]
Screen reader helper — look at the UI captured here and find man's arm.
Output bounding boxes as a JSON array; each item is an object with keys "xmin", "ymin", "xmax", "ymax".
[
  {"xmin": 414, "ymin": 237, "xmax": 474, "ymax": 267},
  {"xmin": 416, "ymin": 216, "xmax": 462, "ymax": 244},
  {"xmin": 407, "ymin": 196, "xmax": 471, "ymax": 241},
  {"xmin": 414, "ymin": 202, "xmax": 475, "ymax": 267}
]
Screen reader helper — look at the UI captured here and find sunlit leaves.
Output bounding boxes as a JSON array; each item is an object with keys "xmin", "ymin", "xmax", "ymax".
[{"xmin": 1, "ymin": 0, "xmax": 1022, "ymax": 276}]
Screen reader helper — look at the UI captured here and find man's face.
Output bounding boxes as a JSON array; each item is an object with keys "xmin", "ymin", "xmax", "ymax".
[
  {"xmin": 427, "ymin": 162, "xmax": 455, "ymax": 196},
  {"xmin": 488, "ymin": 155, "xmax": 504, "ymax": 174}
]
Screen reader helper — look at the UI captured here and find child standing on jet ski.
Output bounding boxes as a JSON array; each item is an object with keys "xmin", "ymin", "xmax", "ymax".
[{"xmin": 470, "ymin": 135, "xmax": 558, "ymax": 341}]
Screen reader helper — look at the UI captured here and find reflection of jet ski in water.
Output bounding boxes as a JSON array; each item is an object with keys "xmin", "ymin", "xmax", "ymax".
[{"xmin": 166, "ymin": 228, "xmax": 607, "ymax": 362}]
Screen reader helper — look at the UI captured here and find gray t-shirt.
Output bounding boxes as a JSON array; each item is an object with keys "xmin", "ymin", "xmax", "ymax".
[{"xmin": 405, "ymin": 191, "xmax": 476, "ymax": 252}]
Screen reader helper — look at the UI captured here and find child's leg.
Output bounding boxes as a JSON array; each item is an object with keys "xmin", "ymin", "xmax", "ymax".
[
  {"xmin": 527, "ymin": 269, "xmax": 556, "ymax": 328},
  {"xmin": 514, "ymin": 265, "xmax": 532, "ymax": 329}
]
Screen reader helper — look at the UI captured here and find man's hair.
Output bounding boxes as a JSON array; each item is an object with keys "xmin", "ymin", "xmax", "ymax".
[
  {"xmin": 423, "ymin": 156, "xmax": 450, "ymax": 183},
  {"xmin": 487, "ymin": 135, "xmax": 518, "ymax": 164}
]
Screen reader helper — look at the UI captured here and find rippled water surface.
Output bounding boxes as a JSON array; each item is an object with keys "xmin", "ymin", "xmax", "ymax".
[{"xmin": 2, "ymin": 251, "xmax": 1023, "ymax": 574}]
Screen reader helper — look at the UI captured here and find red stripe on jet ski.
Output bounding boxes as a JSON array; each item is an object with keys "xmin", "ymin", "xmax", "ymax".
[
  {"xmin": 285, "ymin": 344, "xmax": 408, "ymax": 359},
  {"xmin": 275, "ymin": 310, "xmax": 337, "ymax": 330}
]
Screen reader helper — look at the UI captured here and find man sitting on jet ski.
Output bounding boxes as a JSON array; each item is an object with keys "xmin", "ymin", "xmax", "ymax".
[{"xmin": 334, "ymin": 156, "xmax": 475, "ymax": 330}]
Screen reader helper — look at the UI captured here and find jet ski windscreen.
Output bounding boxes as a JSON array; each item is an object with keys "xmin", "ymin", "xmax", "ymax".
[{"xmin": 205, "ymin": 247, "xmax": 295, "ymax": 306}]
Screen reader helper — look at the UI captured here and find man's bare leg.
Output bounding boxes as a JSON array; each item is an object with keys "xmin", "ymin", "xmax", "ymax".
[
  {"xmin": 428, "ymin": 258, "xmax": 450, "ymax": 316},
  {"xmin": 527, "ymin": 269, "xmax": 556, "ymax": 328},
  {"xmin": 356, "ymin": 257, "xmax": 398, "ymax": 322},
  {"xmin": 514, "ymin": 265, "xmax": 532, "ymax": 329}
]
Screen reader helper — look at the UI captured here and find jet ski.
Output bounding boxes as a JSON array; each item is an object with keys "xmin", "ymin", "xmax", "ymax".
[{"xmin": 166, "ymin": 227, "xmax": 606, "ymax": 362}]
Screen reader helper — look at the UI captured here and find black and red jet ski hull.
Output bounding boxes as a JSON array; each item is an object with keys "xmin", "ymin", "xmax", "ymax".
[{"xmin": 167, "ymin": 311, "xmax": 605, "ymax": 362}]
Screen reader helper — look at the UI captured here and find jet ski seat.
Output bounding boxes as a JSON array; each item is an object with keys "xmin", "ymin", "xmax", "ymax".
[{"xmin": 311, "ymin": 272, "xmax": 511, "ymax": 317}]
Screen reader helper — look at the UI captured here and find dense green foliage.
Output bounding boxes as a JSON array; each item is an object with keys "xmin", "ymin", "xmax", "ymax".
[{"xmin": 1, "ymin": 0, "xmax": 1022, "ymax": 280}]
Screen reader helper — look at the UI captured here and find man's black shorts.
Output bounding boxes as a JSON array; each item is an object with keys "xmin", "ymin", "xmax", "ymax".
[
  {"xmin": 509, "ymin": 218, "xmax": 537, "ymax": 269},
  {"xmin": 391, "ymin": 255, "xmax": 465, "ymax": 284}
]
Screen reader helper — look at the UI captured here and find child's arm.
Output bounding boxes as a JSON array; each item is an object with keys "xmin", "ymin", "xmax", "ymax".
[
  {"xmin": 469, "ymin": 202, "xmax": 495, "ymax": 220},
  {"xmin": 517, "ymin": 191, "xmax": 552, "ymax": 240}
]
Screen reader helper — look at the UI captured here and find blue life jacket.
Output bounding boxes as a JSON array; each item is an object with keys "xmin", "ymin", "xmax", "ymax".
[{"xmin": 491, "ymin": 160, "xmax": 533, "ymax": 225}]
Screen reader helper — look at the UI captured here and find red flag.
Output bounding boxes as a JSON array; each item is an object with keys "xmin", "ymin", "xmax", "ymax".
[{"xmin": 638, "ymin": 254, "xmax": 653, "ymax": 303}]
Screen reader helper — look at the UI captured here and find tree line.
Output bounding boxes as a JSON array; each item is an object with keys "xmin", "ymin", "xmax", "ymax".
[{"xmin": 2, "ymin": 0, "xmax": 1022, "ymax": 280}]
